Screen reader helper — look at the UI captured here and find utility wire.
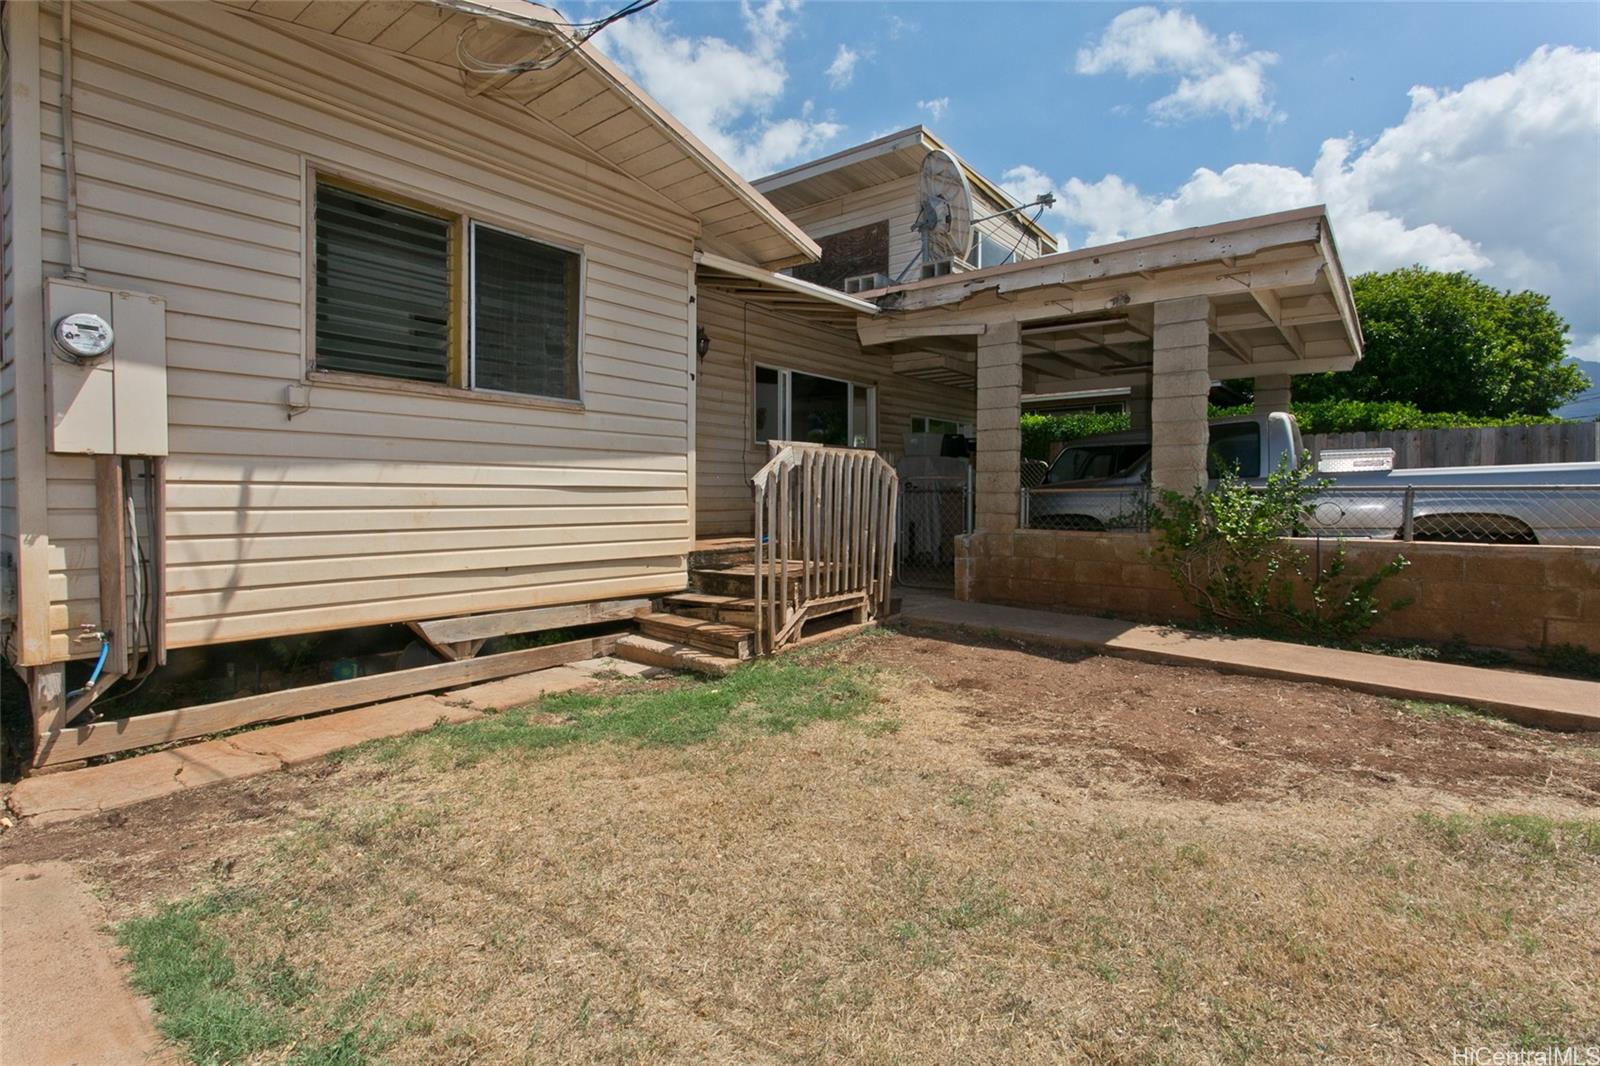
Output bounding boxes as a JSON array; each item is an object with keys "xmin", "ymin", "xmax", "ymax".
[{"xmin": 456, "ymin": 0, "xmax": 659, "ymax": 77}]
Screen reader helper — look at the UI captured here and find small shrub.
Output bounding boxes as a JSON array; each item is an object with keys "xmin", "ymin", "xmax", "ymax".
[
  {"xmin": 1147, "ymin": 457, "xmax": 1411, "ymax": 642},
  {"xmin": 1541, "ymin": 642, "xmax": 1600, "ymax": 680}
]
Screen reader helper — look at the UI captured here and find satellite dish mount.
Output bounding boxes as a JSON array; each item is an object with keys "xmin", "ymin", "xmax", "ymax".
[{"xmin": 897, "ymin": 148, "xmax": 974, "ymax": 283}]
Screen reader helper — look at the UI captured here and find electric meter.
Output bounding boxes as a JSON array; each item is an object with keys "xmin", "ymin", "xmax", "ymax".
[{"xmin": 53, "ymin": 312, "xmax": 115, "ymax": 362}]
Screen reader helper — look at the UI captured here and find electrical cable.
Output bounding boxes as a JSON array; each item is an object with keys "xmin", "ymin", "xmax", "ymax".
[
  {"xmin": 125, "ymin": 462, "xmax": 145, "ymax": 674},
  {"xmin": 454, "ymin": 0, "xmax": 659, "ymax": 77}
]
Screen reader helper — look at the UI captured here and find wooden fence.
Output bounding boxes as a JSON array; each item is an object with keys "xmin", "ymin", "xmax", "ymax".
[{"xmin": 1307, "ymin": 422, "xmax": 1599, "ymax": 469}]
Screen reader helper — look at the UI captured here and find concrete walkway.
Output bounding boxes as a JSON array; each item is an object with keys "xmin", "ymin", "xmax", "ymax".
[
  {"xmin": 898, "ymin": 593, "xmax": 1600, "ymax": 732},
  {"xmin": 8, "ymin": 657, "xmax": 653, "ymax": 828},
  {"xmin": 1, "ymin": 862, "xmax": 174, "ymax": 1065}
]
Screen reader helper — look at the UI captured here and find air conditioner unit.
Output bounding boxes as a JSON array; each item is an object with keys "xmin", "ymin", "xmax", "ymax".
[{"xmin": 843, "ymin": 273, "xmax": 890, "ymax": 294}]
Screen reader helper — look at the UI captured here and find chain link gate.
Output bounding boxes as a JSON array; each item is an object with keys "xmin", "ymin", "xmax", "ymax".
[{"xmin": 896, "ymin": 467, "xmax": 973, "ymax": 588}]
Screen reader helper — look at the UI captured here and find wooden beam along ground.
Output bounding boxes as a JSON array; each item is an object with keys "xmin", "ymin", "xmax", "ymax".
[
  {"xmin": 33, "ymin": 634, "xmax": 621, "ymax": 767},
  {"xmin": 411, "ymin": 597, "xmax": 651, "ymax": 648}
]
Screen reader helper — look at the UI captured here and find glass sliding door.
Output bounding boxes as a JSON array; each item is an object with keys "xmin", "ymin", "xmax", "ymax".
[
  {"xmin": 753, "ymin": 366, "xmax": 876, "ymax": 448},
  {"xmin": 789, "ymin": 371, "xmax": 849, "ymax": 445}
]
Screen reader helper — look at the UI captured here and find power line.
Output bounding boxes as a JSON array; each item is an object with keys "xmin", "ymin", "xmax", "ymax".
[{"xmin": 455, "ymin": 0, "xmax": 659, "ymax": 77}]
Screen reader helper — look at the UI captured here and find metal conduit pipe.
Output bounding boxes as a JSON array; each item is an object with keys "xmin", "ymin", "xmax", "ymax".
[{"xmin": 59, "ymin": 0, "xmax": 86, "ymax": 281}]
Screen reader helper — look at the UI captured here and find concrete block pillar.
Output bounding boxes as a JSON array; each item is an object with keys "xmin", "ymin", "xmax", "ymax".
[
  {"xmin": 1150, "ymin": 296, "xmax": 1214, "ymax": 493},
  {"xmin": 975, "ymin": 320, "xmax": 1023, "ymax": 533},
  {"xmin": 1127, "ymin": 378, "xmax": 1152, "ymax": 431},
  {"xmin": 1254, "ymin": 374, "xmax": 1292, "ymax": 413}
]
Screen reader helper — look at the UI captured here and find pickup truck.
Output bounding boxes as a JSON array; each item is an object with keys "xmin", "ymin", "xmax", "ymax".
[{"xmin": 1025, "ymin": 412, "xmax": 1600, "ymax": 545}]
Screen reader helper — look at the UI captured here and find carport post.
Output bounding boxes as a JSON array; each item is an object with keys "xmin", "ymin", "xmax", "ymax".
[
  {"xmin": 1254, "ymin": 374, "xmax": 1292, "ymax": 413},
  {"xmin": 974, "ymin": 320, "xmax": 1024, "ymax": 533},
  {"xmin": 1150, "ymin": 296, "xmax": 1214, "ymax": 494},
  {"xmin": 1127, "ymin": 379, "xmax": 1151, "ymax": 431}
]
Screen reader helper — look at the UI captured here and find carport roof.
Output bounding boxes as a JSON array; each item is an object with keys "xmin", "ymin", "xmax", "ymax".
[{"xmin": 856, "ymin": 206, "xmax": 1362, "ymax": 394}]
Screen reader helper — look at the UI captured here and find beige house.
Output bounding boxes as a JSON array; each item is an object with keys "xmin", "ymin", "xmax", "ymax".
[
  {"xmin": 2, "ymin": 0, "xmax": 1362, "ymax": 767},
  {"xmin": 694, "ymin": 126, "xmax": 1057, "ymax": 535}
]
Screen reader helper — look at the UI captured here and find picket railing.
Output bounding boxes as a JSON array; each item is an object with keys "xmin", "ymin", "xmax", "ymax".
[{"xmin": 750, "ymin": 442, "xmax": 899, "ymax": 654}]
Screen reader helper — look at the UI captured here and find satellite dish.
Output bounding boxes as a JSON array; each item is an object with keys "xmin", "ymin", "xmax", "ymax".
[{"xmin": 913, "ymin": 148, "xmax": 974, "ymax": 265}]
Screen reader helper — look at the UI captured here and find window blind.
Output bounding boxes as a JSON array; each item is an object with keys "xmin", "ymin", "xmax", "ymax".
[
  {"xmin": 472, "ymin": 225, "xmax": 580, "ymax": 400},
  {"xmin": 314, "ymin": 184, "xmax": 452, "ymax": 383}
]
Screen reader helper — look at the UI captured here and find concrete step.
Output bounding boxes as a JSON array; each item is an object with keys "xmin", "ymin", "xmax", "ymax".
[
  {"xmin": 637, "ymin": 612, "xmax": 755, "ymax": 659},
  {"xmin": 614, "ymin": 635, "xmax": 739, "ymax": 678}
]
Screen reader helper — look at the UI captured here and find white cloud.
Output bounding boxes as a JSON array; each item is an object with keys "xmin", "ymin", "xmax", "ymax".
[
  {"xmin": 1006, "ymin": 45, "xmax": 1600, "ymax": 354},
  {"xmin": 885, "ymin": 13, "xmax": 915, "ymax": 41},
  {"xmin": 917, "ymin": 97, "xmax": 950, "ymax": 121},
  {"xmin": 596, "ymin": 0, "xmax": 842, "ymax": 176},
  {"xmin": 1076, "ymin": 6, "xmax": 1282, "ymax": 127},
  {"xmin": 826, "ymin": 44, "xmax": 859, "ymax": 89}
]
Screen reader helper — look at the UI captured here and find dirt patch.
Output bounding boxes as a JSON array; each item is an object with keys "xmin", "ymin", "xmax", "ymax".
[
  {"xmin": 2, "ymin": 631, "xmax": 1597, "ymax": 1063},
  {"xmin": 850, "ymin": 627, "xmax": 1600, "ymax": 804}
]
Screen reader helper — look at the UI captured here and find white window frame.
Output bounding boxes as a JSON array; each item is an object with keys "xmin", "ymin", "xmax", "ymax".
[
  {"xmin": 467, "ymin": 219, "xmax": 586, "ymax": 403},
  {"xmin": 911, "ymin": 414, "xmax": 974, "ymax": 437},
  {"xmin": 754, "ymin": 364, "xmax": 876, "ymax": 449},
  {"xmin": 304, "ymin": 165, "xmax": 588, "ymax": 410},
  {"xmin": 968, "ymin": 226, "xmax": 1030, "ymax": 269}
]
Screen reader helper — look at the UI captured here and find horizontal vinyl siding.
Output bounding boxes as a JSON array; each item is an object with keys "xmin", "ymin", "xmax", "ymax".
[
  {"xmin": 694, "ymin": 289, "xmax": 975, "ymax": 536},
  {"xmin": 34, "ymin": 3, "xmax": 697, "ymax": 657}
]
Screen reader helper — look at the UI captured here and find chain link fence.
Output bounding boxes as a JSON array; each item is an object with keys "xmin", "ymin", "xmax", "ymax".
[
  {"xmin": 1022, "ymin": 483, "xmax": 1600, "ymax": 546},
  {"xmin": 898, "ymin": 472, "xmax": 972, "ymax": 588}
]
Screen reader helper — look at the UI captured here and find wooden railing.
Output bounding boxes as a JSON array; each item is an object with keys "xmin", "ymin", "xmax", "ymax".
[{"xmin": 750, "ymin": 442, "xmax": 899, "ymax": 654}]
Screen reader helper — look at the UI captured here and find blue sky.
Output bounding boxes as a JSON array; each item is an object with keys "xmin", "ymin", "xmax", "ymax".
[{"xmin": 587, "ymin": 2, "xmax": 1600, "ymax": 360}]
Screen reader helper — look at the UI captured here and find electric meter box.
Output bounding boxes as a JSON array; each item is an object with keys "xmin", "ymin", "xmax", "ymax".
[{"xmin": 45, "ymin": 278, "xmax": 168, "ymax": 456}]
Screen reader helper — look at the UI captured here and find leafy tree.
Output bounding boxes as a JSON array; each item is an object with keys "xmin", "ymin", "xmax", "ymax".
[{"xmin": 1295, "ymin": 266, "xmax": 1588, "ymax": 418}]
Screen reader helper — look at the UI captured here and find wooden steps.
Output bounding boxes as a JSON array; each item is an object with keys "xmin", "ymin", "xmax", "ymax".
[
  {"xmin": 661, "ymin": 592, "xmax": 757, "ymax": 628},
  {"xmin": 613, "ymin": 635, "xmax": 739, "ymax": 678},
  {"xmin": 636, "ymin": 612, "xmax": 755, "ymax": 660},
  {"xmin": 691, "ymin": 563, "xmax": 841, "ymax": 598}
]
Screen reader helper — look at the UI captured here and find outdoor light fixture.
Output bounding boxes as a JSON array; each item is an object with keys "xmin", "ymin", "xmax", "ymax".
[{"xmin": 696, "ymin": 326, "xmax": 711, "ymax": 359}]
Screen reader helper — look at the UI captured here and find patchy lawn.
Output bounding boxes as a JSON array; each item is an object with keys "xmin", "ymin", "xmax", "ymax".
[{"xmin": 8, "ymin": 630, "xmax": 1600, "ymax": 1063}]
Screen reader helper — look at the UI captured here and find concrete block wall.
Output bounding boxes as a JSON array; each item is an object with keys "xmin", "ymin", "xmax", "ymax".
[{"xmin": 954, "ymin": 531, "xmax": 1600, "ymax": 655}]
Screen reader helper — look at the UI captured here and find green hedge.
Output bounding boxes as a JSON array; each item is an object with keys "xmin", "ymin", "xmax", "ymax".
[
  {"xmin": 1020, "ymin": 411, "xmax": 1130, "ymax": 461},
  {"xmin": 1279, "ymin": 399, "xmax": 1565, "ymax": 434},
  {"xmin": 1021, "ymin": 400, "xmax": 1566, "ymax": 460}
]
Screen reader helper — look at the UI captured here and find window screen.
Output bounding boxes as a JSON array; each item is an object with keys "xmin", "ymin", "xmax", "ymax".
[
  {"xmin": 472, "ymin": 224, "xmax": 581, "ymax": 400},
  {"xmin": 315, "ymin": 183, "xmax": 452, "ymax": 383}
]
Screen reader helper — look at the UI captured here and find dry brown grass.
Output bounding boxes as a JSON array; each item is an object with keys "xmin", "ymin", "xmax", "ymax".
[{"xmin": 60, "ymin": 633, "xmax": 1600, "ymax": 1063}]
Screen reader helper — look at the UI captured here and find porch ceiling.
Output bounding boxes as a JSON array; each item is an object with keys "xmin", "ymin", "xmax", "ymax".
[{"xmin": 856, "ymin": 206, "xmax": 1361, "ymax": 394}]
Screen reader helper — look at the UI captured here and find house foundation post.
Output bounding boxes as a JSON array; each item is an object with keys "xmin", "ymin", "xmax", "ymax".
[
  {"xmin": 974, "ymin": 321, "xmax": 1023, "ymax": 533},
  {"xmin": 1254, "ymin": 374, "xmax": 1292, "ymax": 414},
  {"xmin": 1150, "ymin": 296, "xmax": 1214, "ymax": 494},
  {"xmin": 26, "ymin": 663, "xmax": 66, "ymax": 769}
]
